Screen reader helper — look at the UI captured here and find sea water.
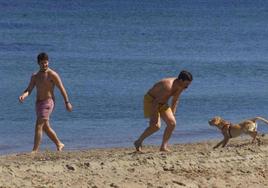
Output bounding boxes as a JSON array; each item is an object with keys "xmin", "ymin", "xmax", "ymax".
[{"xmin": 1, "ymin": 0, "xmax": 268, "ymax": 154}]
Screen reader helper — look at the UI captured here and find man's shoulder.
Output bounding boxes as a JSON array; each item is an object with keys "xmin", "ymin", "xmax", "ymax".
[
  {"xmin": 161, "ymin": 77, "xmax": 176, "ymax": 82},
  {"xmin": 159, "ymin": 77, "xmax": 176, "ymax": 87},
  {"xmin": 48, "ymin": 69, "xmax": 59, "ymax": 76},
  {"xmin": 31, "ymin": 72, "xmax": 38, "ymax": 78}
]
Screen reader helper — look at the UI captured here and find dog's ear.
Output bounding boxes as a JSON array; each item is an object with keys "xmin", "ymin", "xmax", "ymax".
[{"xmin": 213, "ymin": 116, "xmax": 222, "ymax": 124}]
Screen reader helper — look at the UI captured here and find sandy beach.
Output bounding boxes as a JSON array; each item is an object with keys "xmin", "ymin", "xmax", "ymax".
[{"xmin": 0, "ymin": 135, "xmax": 267, "ymax": 188}]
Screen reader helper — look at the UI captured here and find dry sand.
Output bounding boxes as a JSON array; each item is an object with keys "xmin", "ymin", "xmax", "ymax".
[{"xmin": 0, "ymin": 135, "xmax": 268, "ymax": 188}]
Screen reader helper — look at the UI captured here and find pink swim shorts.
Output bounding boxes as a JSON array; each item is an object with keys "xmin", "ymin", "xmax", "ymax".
[{"xmin": 35, "ymin": 98, "xmax": 54, "ymax": 120}]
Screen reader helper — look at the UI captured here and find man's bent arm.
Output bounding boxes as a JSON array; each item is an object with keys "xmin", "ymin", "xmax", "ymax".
[
  {"xmin": 171, "ymin": 92, "xmax": 180, "ymax": 114},
  {"xmin": 150, "ymin": 99, "xmax": 160, "ymax": 125},
  {"xmin": 51, "ymin": 72, "xmax": 72, "ymax": 112},
  {"xmin": 19, "ymin": 75, "xmax": 35, "ymax": 102},
  {"xmin": 52, "ymin": 73, "xmax": 70, "ymax": 103}
]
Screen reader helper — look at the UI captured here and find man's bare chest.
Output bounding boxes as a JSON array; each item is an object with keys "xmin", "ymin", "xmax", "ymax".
[{"xmin": 35, "ymin": 74, "xmax": 54, "ymax": 88}]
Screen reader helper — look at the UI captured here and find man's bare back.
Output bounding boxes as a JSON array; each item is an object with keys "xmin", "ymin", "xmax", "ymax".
[{"xmin": 147, "ymin": 77, "xmax": 185, "ymax": 105}]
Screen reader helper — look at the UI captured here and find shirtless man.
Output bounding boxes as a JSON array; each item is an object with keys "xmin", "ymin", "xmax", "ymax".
[
  {"xmin": 19, "ymin": 52, "xmax": 72, "ymax": 153},
  {"xmin": 134, "ymin": 70, "xmax": 192, "ymax": 152}
]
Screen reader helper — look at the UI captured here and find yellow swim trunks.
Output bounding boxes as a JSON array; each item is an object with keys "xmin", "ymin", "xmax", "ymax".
[{"xmin": 143, "ymin": 93, "xmax": 170, "ymax": 118}]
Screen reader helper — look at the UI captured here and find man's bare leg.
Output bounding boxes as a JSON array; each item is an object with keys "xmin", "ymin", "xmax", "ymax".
[
  {"xmin": 43, "ymin": 121, "xmax": 64, "ymax": 151},
  {"xmin": 160, "ymin": 125, "xmax": 175, "ymax": 152},
  {"xmin": 32, "ymin": 119, "xmax": 45, "ymax": 152},
  {"xmin": 134, "ymin": 117, "xmax": 161, "ymax": 152},
  {"xmin": 160, "ymin": 109, "xmax": 176, "ymax": 152}
]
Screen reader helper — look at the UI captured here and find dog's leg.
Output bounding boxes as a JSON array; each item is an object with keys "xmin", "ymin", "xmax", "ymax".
[
  {"xmin": 222, "ymin": 138, "xmax": 229, "ymax": 147},
  {"xmin": 249, "ymin": 131, "xmax": 257, "ymax": 143},
  {"xmin": 249, "ymin": 131, "xmax": 261, "ymax": 145},
  {"xmin": 213, "ymin": 139, "xmax": 225, "ymax": 149}
]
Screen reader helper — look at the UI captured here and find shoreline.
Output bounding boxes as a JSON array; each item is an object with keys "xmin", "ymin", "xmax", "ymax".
[
  {"xmin": 0, "ymin": 134, "xmax": 217, "ymax": 156},
  {"xmin": 1, "ymin": 136, "xmax": 267, "ymax": 187}
]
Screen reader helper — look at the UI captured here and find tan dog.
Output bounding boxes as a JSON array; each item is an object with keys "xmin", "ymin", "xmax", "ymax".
[{"xmin": 209, "ymin": 116, "xmax": 268, "ymax": 149}]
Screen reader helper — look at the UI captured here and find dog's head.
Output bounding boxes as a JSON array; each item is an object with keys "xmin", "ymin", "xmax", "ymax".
[{"xmin": 208, "ymin": 116, "xmax": 224, "ymax": 127}]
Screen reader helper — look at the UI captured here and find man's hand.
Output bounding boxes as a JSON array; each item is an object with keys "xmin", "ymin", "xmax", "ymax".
[
  {"xmin": 19, "ymin": 95, "xmax": 26, "ymax": 103},
  {"xmin": 65, "ymin": 102, "xmax": 73, "ymax": 112}
]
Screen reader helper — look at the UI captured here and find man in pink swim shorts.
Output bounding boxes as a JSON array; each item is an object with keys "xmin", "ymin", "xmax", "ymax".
[
  {"xmin": 19, "ymin": 52, "xmax": 73, "ymax": 153},
  {"xmin": 36, "ymin": 98, "xmax": 54, "ymax": 120}
]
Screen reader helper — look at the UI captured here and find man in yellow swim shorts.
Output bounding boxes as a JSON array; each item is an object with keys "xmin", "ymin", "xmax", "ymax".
[{"xmin": 134, "ymin": 70, "xmax": 192, "ymax": 152}]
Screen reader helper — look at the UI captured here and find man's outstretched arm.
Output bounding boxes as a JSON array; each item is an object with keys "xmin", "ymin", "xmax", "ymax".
[
  {"xmin": 51, "ymin": 72, "xmax": 72, "ymax": 112},
  {"xmin": 19, "ymin": 75, "xmax": 36, "ymax": 103}
]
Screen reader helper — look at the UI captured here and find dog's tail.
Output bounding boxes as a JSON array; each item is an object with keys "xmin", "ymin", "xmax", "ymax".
[{"xmin": 251, "ymin": 116, "xmax": 268, "ymax": 124}]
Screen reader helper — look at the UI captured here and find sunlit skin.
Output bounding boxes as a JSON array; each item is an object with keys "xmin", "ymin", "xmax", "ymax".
[
  {"xmin": 135, "ymin": 77, "xmax": 191, "ymax": 152},
  {"xmin": 19, "ymin": 58, "xmax": 72, "ymax": 153}
]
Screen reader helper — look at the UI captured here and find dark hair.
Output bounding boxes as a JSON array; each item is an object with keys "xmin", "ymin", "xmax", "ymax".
[
  {"xmin": 178, "ymin": 70, "xmax": 193, "ymax": 81},
  {"xmin": 37, "ymin": 52, "xmax": 49, "ymax": 63}
]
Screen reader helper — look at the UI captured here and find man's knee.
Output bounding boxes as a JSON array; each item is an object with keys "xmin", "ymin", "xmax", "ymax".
[
  {"xmin": 43, "ymin": 121, "xmax": 51, "ymax": 130},
  {"xmin": 150, "ymin": 123, "xmax": 161, "ymax": 131},
  {"xmin": 167, "ymin": 119, "xmax": 176, "ymax": 128}
]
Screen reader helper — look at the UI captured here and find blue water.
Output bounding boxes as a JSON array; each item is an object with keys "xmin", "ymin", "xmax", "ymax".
[{"xmin": 1, "ymin": 0, "xmax": 268, "ymax": 154}]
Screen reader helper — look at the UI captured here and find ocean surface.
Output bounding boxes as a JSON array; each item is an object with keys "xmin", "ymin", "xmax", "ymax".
[{"xmin": 1, "ymin": 0, "xmax": 268, "ymax": 154}]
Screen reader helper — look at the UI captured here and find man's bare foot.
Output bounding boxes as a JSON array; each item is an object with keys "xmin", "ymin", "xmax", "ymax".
[
  {"xmin": 134, "ymin": 140, "xmax": 142, "ymax": 152},
  {"xmin": 160, "ymin": 147, "xmax": 171, "ymax": 152},
  {"xmin": 57, "ymin": 143, "xmax": 65, "ymax": 151},
  {"xmin": 31, "ymin": 150, "xmax": 38, "ymax": 154}
]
